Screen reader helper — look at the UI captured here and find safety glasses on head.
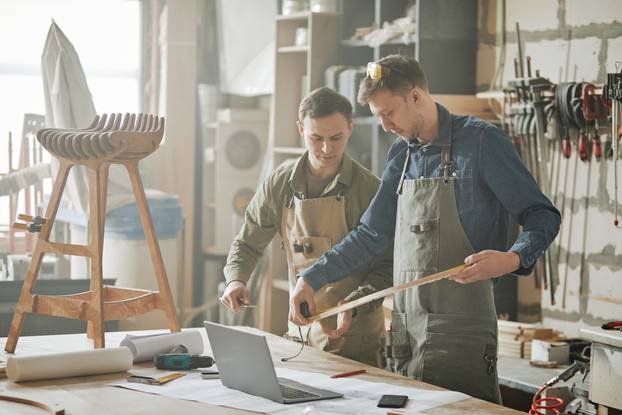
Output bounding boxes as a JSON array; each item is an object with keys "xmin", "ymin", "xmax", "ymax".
[{"xmin": 366, "ymin": 61, "xmax": 412, "ymax": 85}]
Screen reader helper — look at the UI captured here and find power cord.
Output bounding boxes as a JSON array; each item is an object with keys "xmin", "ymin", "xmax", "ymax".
[
  {"xmin": 529, "ymin": 360, "xmax": 589, "ymax": 415},
  {"xmin": 281, "ymin": 326, "xmax": 311, "ymax": 362}
]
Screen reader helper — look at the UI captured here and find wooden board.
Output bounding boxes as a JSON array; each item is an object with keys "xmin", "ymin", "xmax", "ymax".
[{"xmin": 307, "ymin": 264, "xmax": 468, "ymax": 322}]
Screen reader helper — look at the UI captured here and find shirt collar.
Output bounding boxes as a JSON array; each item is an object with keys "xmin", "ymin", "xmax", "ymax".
[
  {"xmin": 288, "ymin": 152, "xmax": 354, "ymax": 196},
  {"xmin": 407, "ymin": 103, "xmax": 452, "ymax": 148}
]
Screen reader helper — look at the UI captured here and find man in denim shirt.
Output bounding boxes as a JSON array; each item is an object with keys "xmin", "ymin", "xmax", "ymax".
[{"xmin": 289, "ymin": 55, "xmax": 560, "ymax": 403}]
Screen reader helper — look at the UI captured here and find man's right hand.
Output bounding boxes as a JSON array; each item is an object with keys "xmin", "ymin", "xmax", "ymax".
[
  {"xmin": 289, "ymin": 277, "xmax": 316, "ymax": 326},
  {"xmin": 220, "ymin": 281, "xmax": 250, "ymax": 312}
]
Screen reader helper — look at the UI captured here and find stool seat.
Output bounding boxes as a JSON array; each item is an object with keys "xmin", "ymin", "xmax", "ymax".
[
  {"xmin": 37, "ymin": 113, "xmax": 164, "ymax": 162},
  {"xmin": 5, "ymin": 113, "xmax": 180, "ymax": 352}
]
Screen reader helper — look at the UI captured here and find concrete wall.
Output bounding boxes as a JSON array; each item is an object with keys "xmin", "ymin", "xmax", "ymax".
[{"xmin": 478, "ymin": 0, "xmax": 622, "ymax": 336}]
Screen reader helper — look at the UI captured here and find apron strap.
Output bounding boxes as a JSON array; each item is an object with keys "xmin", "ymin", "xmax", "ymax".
[{"xmin": 396, "ymin": 146, "xmax": 411, "ymax": 195}]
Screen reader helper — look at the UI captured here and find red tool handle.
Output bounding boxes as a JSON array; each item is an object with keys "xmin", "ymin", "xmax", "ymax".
[
  {"xmin": 563, "ymin": 137, "xmax": 572, "ymax": 158},
  {"xmin": 592, "ymin": 135, "xmax": 602, "ymax": 160},
  {"xmin": 578, "ymin": 131, "xmax": 589, "ymax": 161},
  {"xmin": 602, "ymin": 321, "xmax": 622, "ymax": 330}
]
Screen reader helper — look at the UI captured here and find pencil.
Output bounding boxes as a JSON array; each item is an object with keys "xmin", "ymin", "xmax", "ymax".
[{"xmin": 330, "ymin": 369, "xmax": 366, "ymax": 379}]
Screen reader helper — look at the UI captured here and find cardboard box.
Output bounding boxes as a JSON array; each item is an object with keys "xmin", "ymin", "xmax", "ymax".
[{"xmin": 531, "ymin": 339, "xmax": 570, "ymax": 364}]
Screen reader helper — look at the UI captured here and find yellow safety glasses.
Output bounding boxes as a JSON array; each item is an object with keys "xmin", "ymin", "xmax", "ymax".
[{"xmin": 366, "ymin": 62, "xmax": 384, "ymax": 81}]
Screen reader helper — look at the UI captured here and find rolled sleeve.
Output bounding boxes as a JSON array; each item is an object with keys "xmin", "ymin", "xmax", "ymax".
[
  {"xmin": 479, "ymin": 127, "xmax": 561, "ymax": 276},
  {"xmin": 223, "ymin": 177, "xmax": 278, "ymax": 284}
]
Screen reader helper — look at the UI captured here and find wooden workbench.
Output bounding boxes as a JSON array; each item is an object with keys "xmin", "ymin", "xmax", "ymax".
[{"xmin": 0, "ymin": 327, "xmax": 522, "ymax": 414}]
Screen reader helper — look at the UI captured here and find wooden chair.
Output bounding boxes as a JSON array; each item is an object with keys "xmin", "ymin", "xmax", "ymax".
[{"xmin": 5, "ymin": 113, "xmax": 180, "ymax": 352}]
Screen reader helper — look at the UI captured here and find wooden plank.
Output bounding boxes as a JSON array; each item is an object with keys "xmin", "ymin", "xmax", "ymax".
[
  {"xmin": 307, "ymin": 264, "xmax": 467, "ymax": 322},
  {"xmin": 431, "ymin": 94, "xmax": 496, "ymax": 120},
  {"xmin": 39, "ymin": 240, "xmax": 92, "ymax": 257}
]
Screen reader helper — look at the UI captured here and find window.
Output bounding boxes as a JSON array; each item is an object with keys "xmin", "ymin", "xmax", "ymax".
[{"xmin": 0, "ymin": 0, "xmax": 140, "ymax": 232}]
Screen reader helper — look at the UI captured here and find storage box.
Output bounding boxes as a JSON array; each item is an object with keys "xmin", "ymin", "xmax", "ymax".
[{"xmin": 530, "ymin": 339, "xmax": 570, "ymax": 364}]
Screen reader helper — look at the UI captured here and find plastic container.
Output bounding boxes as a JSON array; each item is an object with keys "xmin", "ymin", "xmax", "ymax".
[{"xmin": 67, "ymin": 192, "xmax": 182, "ymax": 330}]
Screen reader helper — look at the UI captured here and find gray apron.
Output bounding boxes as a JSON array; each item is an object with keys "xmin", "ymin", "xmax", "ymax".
[
  {"xmin": 282, "ymin": 193, "xmax": 384, "ymax": 367},
  {"xmin": 386, "ymin": 134, "xmax": 502, "ymax": 403}
]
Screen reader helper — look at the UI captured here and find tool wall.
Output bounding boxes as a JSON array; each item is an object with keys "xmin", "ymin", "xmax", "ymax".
[{"xmin": 501, "ymin": 57, "xmax": 622, "ymax": 315}]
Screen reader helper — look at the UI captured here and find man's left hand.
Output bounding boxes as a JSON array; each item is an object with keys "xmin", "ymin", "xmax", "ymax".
[{"xmin": 449, "ymin": 250, "xmax": 520, "ymax": 284}]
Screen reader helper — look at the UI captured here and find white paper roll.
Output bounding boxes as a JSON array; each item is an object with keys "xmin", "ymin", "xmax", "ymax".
[
  {"xmin": 120, "ymin": 330, "xmax": 204, "ymax": 362},
  {"xmin": 7, "ymin": 347, "xmax": 133, "ymax": 382}
]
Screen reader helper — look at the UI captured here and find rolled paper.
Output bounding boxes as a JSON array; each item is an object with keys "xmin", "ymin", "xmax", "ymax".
[
  {"xmin": 120, "ymin": 330, "xmax": 204, "ymax": 363},
  {"xmin": 7, "ymin": 347, "xmax": 133, "ymax": 382}
]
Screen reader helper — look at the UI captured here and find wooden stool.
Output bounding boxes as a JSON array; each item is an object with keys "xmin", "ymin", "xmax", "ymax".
[{"xmin": 5, "ymin": 113, "xmax": 180, "ymax": 352}]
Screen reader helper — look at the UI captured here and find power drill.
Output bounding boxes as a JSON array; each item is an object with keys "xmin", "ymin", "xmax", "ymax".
[{"xmin": 153, "ymin": 345, "xmax": 215, "ymax": 370}]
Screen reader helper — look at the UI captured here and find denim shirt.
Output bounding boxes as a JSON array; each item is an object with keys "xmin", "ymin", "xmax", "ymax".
[{"xmin": 301, "ymin": 103, "xmax": 561, "ymax": 291}]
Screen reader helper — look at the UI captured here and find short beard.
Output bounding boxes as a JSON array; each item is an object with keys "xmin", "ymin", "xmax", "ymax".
[{"xmin": 403, "ymin": 113, "xmax": 424, "ymax": 143}]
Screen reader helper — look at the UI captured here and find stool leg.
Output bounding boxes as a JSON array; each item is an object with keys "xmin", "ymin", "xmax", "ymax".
[
  {"xmin": 87, "ymin": 163, "xmax": 109, "ymax": 341},
  {"xmin": 88, "ymin": 165, "xmax": 105, "ymax": 348},
  {"xmin": 126, "ymin": 161, "xmax": 180, "ymax": 332},
  {"xmin": 5, "ymin": 161, "xmax": 72, "ymax": 353}
]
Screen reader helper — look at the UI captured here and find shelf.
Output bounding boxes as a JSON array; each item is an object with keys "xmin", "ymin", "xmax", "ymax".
[
  {"xmin": 476, "ymin": 90, "xmax": 505, "ymax": 100},
  {"xmin": 340, "ymin": 35, "xmax": 416, "ymax": 48},
  {"xmin": 278, "ymin": 45, "xmax": 309, "ymax": 53},
  {"xmin": 276, "ymin": 11, "xmax": 339, "ymax": 21},
  {"xmin": 273, "ymin": 146, "xmax": 306, "ymax": 155}
]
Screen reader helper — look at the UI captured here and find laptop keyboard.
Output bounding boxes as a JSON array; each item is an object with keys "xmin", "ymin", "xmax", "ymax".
[{"xmin": 279, "ymin": 383, "xmax": 319, "ymax": 400}]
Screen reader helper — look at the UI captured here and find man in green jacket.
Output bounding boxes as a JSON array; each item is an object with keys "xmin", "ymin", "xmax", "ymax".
[{"xmin": 221, "ymin": 87, "xmax": 392, "ymax": 366}]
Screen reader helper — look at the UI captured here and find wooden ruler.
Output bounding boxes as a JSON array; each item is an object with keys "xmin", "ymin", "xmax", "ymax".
[{"xmin": 307, "ymin": 264, "xmax": 468, "ymax": 323}]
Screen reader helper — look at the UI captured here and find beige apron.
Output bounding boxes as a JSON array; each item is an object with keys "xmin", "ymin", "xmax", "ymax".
[
  {"xmin": 385, "ymin": 137, "xmax": 502, "ymax": 403},
  {"xmin": 282, "ymin": 193, "xmax": 384, "ymax": 367}
]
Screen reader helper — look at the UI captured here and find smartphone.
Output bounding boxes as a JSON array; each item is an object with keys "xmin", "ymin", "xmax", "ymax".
[
  {"xmin": 377, "ymin": 394, "xmax": 408, "ymax": 408},
  {"xmin": 200, "ymin": 370, "xmax": 220, "ymax": 379}
]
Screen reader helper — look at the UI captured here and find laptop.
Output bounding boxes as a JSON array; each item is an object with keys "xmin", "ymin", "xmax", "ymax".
[{"xmin": 204, "ymin": 321, "xmax": 343, "ymax": 404}]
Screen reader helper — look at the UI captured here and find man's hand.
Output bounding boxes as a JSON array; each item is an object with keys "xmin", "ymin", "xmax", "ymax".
[
  {"xmin": 289, "ymin": 277, "xmax": 316, "ymax": 326},
  {"xmin": 220, "ymin": 281, "xmax": 250, "ymax": 312},
  {"xmin": 322, "ymin": 300, "xmax": 353, "ymax": 339},
  {"xmin": 449, "ymin": 250, "xmax": 521, "ymax": 284}
]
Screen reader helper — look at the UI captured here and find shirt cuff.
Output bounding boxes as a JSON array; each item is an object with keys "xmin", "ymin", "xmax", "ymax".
[
  {"xmin": 509, "ymin": 243, "xmax": 536, "ymax": 276},
  {"xmin": 300, "ymin": 268, "xmax": 329, "ymax": 291}
]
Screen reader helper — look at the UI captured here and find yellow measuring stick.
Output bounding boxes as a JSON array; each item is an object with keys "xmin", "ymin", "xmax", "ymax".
[{"xmin": 306, "ymin": 263, "xmax": 468, "ymax": 323}]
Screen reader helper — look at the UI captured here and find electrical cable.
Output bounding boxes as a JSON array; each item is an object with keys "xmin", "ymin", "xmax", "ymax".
[
  {"xmin": 281, "ymin": 326, "xmax": 311, "ymax": 362},
  {"xmin": 529, "ymin": 385, "xmax": 564, "ymax": 415}
]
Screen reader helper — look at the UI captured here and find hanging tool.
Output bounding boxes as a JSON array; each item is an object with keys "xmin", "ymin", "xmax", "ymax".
[
  {"xmin": 562, "ymin": 148, "xmax": 580, "ymax": 309},
  {"xmin": 582, "ymin": 83, "xmax": 604, "ymax": 160},
  {"xmin": 516, "ymin": 23, "xmax": 525, "ymax": 79},
  {"xmin": 605, "ymin": 65, "xmax": 622, "ymax": 227},
  {"xmin": 153, "ymin": 345, "xmax": 215, "ymax": 371}
]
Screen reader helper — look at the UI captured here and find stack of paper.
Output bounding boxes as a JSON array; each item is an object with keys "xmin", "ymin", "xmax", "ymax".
[{"xmin": 111, "ymin": 367, "xmax": 468, "ymax": 414}]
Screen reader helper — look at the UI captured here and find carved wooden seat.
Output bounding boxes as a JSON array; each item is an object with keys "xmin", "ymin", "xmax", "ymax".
[{"xmin": 5, "ymin": 113, "xmax": 180, "ymax": 352}]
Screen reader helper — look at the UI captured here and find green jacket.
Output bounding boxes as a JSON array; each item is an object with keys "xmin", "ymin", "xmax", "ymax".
[{"xmin": 223, "ymin": 152, "xmax": 393, "ymax": 305}]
